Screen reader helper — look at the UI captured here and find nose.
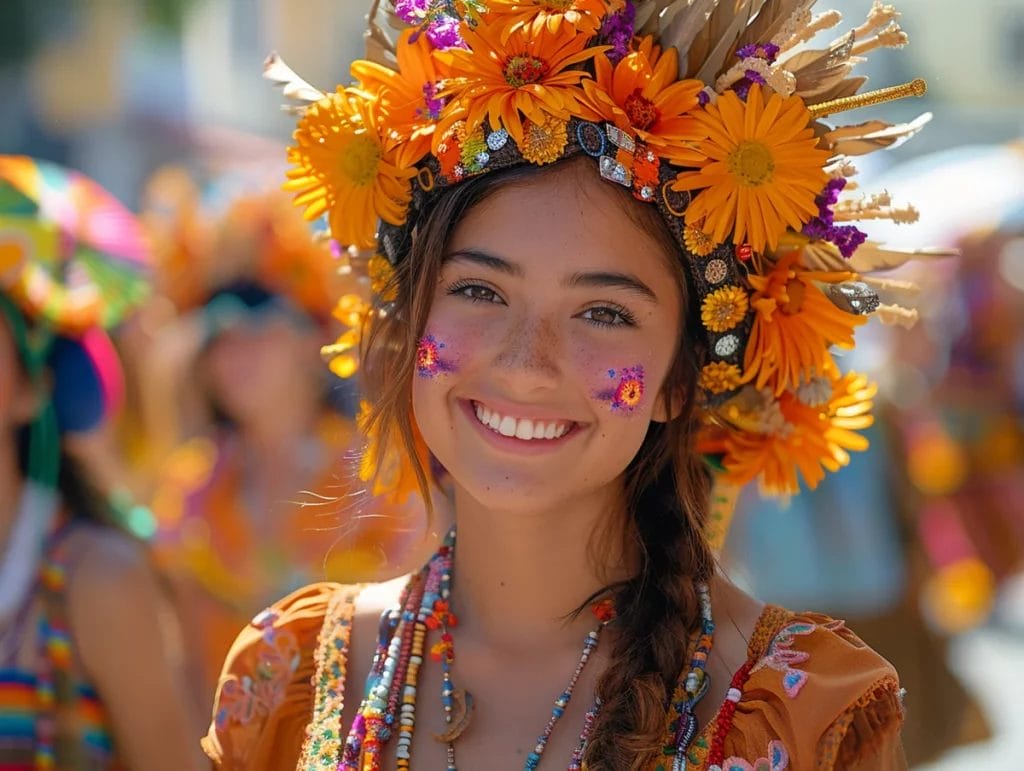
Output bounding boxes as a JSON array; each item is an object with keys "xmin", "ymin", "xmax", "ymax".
[{"xmin": 491, "ymin": 312, "xmax": 562, "ymax": 392}]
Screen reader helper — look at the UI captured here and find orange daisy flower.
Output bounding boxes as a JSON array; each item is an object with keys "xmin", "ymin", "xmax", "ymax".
[
  {"xmin": 742, "ymin": 251, "xmax": 865, "ymax": 395},
  {"xmin": 699, "ymin": 361, "xmax": 743, "ymax": 394},
  {"xmin": 285, "ymin": 89, "xmax": 417, "ymax": 249},
  {"xmin": 701, "ymin": 284, "xmax": 748, "ymax": 333},
  {"xmin": 487, "ymin": 0, "xmax": 620, "ymax": 37},
  {"xmin": 437, "ymin": 13, "xmax": 603, "ymax": 146},
  {"xmin": 350, "ymin": 29, "xmax": 451, "ymax": 168},
  {"xmin": 357, "ymin": 400, "xmax": 432, "ymax": 504},
  {"xmin": 715, "ymin": 372, "xmax": 876, "ymax": 495},
  {"xmin": 672, "ymin": 84, "xmax": 829, "ymax": 253},
  {"xmin": 321, "ymin": 294, "xmax": 372, "ymax": 379},
  {"xmin": 582, "ymin": 36, "xmax": 705, "ymax": 166}
]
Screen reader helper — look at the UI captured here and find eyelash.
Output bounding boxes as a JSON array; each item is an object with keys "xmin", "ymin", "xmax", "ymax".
[{"xmin": 444, "ymin": 280, "xmax": 638, "ymax": 327}]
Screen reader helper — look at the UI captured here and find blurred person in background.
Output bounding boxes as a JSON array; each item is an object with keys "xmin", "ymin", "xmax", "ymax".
[
  {"xmin": 0, "ymin": 155, "xmax": 205, "ymax": 769},
  {"xmin": 143, "ymin": 168, "xmax": 428, "ymax": 717}
]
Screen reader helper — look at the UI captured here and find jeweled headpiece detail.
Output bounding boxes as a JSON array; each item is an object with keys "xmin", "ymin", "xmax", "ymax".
[{"xmin": 268, "ymin": 0, "xmax": 940, "ymax": 498}]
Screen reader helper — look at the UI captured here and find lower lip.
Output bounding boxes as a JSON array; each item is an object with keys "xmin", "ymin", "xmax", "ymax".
[{"xmin": 460, "ymin": 400, "xmax": 581, "ymax": 456}]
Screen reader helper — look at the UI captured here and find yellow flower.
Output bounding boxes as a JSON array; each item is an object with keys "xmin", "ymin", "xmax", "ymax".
[
  {"xmin": 437, "ymin": 13, "xmax": 602, "ymax": 146},
  {"xmin": 672, "ymin": 85, "xmax": 829, "ymax": 253},
  {"xmin": 520, "ymin": 114, "xmax": 569, "ymax": 164},
  {"xmin": 487, "ymin": 0, "xmax": 619, "ymax": 37},
  {"xmin": 715, "ymin": 371, "xmax": 876, "ymax": 496},
  {"xmin": 350, "ymin": 29, "xmax": 451, "ymax": 167},
  {"xmin": 285, "ymin": 89, "xmax": 417, "ymax": 249},
  {"xmin": 701, "ymin": 285, "xmax": 748, "ymax": 333},
  {"xmin": 322, "ymin": 294, "xmax": 372, "ymax": 378},
  {"xmin": 699, "ymin": 362, "xmax": 742, "ymax": 394},
  {"xmin": 368, "ymin": 253, "xmax": 397, "ymax": 302},
  {"xmin": 683, "ymin": 224, "xmax": 717, "ymax": 256},
  {"xmin": 582, "ymin": 36, "xmax": 705, "ymax": 166},
  {"xmin": 742, "ymin": 251, "xmax": 865, "ymax": 395},
  {"xmin": 357, "ymin": 401, "xmax": 431, "ymax": 504}
]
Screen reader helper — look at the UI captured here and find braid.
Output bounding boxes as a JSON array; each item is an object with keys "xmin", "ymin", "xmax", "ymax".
[{"xmin": 583, "ymin": 419, "xmax": 713, "ymax": 770}]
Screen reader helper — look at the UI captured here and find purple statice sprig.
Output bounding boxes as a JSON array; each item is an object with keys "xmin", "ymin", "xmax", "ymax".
[
  {"xmin": 597, "ymin": 0, "xmax": 636, "ymax": 64},
  {"xmin": 395, "ymin": 0, "xmax": 470, "ymax": 51},
  {"xmin": 731, "ymin": 41, "xmax": 781, "ymax": 101},
  {"xmin": 801, "ymin": 178, "xmax": 868, "ymax": 259}
]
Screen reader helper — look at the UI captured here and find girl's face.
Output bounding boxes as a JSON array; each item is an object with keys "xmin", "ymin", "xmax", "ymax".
[{"xmin": 411, "ymin": 165, "xmax": 684, "ymax": 515}]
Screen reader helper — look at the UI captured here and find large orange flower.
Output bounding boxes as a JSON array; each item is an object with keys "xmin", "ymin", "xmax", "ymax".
[
  {"xmin": 487, "ymin": 0, "xmax": 620, "ymax": 37},
  {"xmin": 357, "ymin": 400, "xmax": 431, "ymax": 505},
  {"xmin": 285, "ymin": 89, "xmax": 417, "ymax": 249},
  {"xmin": 437, "ymin": 13, "xmax": 602, "ymax": 146},
  {"xmin": 582, "ymin": 36, "xmax": 705, "ymax": 165},
  {"xmin": 742, "ymin": 251, "xmax": 865, "ymax": 395},
  {"xmin": 672, "ymin": 84, "xmax": 829, "ymax": 253},
  {"xmin": 350, "ymin": 29, "xmax": 450, "ymax": 167},
  {"xmin": 321, "ymin": 294, "xmax": 372, "ymax": 379},
  {"xmin": 714, "ymin": 372, "xmax": 876, "ymax": 495}
]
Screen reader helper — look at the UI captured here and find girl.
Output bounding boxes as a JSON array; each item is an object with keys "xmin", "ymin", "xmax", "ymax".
[{"xmin": 204, "ymin": 1, "xmax": 929, "ymax": 768}]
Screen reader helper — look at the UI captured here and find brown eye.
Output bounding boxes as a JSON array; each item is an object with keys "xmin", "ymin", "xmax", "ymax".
[
  {"xmin": 447, "ymin": 281, "xmax": 504, "ymax": 304},
  {"xmin": 580, "ymin": 306, "xmax": 632, "ymax": 326}
]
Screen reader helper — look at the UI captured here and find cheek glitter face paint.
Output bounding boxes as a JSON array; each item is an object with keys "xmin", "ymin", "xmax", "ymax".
[
  {"xmin": 596, "ymin": 365, "xmax": 646, "ymax": 413},
  {"xmin": 416, "ymin": 334, "xmax": 457, "ymax": 377}
]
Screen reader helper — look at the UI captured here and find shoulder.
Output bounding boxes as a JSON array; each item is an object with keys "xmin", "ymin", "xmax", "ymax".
[
  {"xmin": 201, "ymin": 582, "xmax": 361, "ymax": 770},
  {"xmin": 702, "ymin": 606, "xmax": 905, "ymax": 770},
  {"xmin": 63, "ymin": 524, "xmax": 156, "ymax": 600}
]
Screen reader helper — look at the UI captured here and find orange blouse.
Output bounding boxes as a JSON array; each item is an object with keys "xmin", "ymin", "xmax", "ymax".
[{"xmin": 202, "ymin": 583, "xmax": 906, "ymax": 770}]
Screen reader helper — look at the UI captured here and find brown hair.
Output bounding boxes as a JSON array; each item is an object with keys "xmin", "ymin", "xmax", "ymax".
[{"xmin": 360, "ymin": 157, "xmax": 714, "ymax": 770}]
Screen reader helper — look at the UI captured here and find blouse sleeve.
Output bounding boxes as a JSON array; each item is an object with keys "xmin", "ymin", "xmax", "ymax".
[
  {"xmin": 200, "ymin": 582, "xmax": 344, "ymax": 770},
  {"xmin": 711, "ymin": 609, "xmax": 906, "ymax": 771}
]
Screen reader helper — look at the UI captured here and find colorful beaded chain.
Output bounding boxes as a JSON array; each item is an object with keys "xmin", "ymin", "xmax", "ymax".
[{"xmin": 340, "ymin": 529, "xmax": 718, "ymax": 770}]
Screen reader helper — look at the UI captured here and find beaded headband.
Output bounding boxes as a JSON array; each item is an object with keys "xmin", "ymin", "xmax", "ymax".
[{"xmin": 267, "ymin": 0, "xmax": 941, "ymax": 501}]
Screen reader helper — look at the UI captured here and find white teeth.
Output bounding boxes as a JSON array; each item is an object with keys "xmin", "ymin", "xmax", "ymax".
[
  {"xmin": 474, "ymin": 403, "xmax": 571, "ymax": 441},
  {"xmin": 515, "ymin": 419, "xmax": 534, "ymax": 440}
]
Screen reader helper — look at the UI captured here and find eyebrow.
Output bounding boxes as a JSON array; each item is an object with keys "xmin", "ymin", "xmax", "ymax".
[
  {"xmin": 443, "ymin": 249, "xmax": 523, "ymax": 277},
  {"xmin": 443, "ymin": 249, "xmax": 659, "ymax": 303}
]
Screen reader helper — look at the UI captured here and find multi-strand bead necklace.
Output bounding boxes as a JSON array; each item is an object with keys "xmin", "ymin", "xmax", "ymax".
[{"xmin": 341, "ymin": 529, "xmax": 717, "ymax": 770}]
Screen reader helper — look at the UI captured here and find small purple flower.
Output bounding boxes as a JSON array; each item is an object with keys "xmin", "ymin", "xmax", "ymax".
[
  {"xmin": 426, "ymin": 14, "xmax": 466, "ymax": 50},
  {"xmin": 598, "ymin": 0, "xmax": 637, "ymax": 64},
  {"xmin": 697, "ymin": 89, "xmax": 711, "ymax": 106},
  {"xmin": 419, "ymin": 81, "xmax": 446, "ymax": 121},
  {"xmin": 735, "ymin": 42, "xmax": 780, "ymax": 64},
  {"xmin": 802, "ymin": 178, "xmax": 867, "ymax": 258},
  {"xmin": 395, "ymin": 0, "xmax": 431, "ymax": 24}
]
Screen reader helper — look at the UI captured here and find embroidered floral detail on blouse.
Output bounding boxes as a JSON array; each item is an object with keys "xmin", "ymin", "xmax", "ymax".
[
  {"xmin": 214, "ymin": 623, "xmax": 301, "ymax": 730},
  {"xmin": 750, "ymin": 620, "xmax": 836, "ymax": 698},
  {"xmin": 720, "ymin": 738, "xmax": 789, "ymax": 770}
]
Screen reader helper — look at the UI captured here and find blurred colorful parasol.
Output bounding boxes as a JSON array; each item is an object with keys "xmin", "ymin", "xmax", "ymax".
[{"xmin": 0, "ymin": 155, "xmax": 149, "ymax": 333}]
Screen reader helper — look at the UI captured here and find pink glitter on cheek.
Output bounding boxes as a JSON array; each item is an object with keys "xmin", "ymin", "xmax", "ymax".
[
  {"xmin": 596, "ymin": 365, "xmax": 646, "ymax": 413},
  {"xmin": 415, "ymin": 334, "xmax": 457, "ymax": 378}
]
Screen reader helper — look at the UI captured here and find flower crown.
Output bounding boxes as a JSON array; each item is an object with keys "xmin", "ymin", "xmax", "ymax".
[{"xmin": 267, "ymin": 0, "xmax": 941, "ymax": 501}]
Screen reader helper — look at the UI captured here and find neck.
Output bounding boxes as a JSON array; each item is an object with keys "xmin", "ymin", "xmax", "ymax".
[{"xmin": 448, "ymin": 482, "xmax": 631, "ymax": 652}]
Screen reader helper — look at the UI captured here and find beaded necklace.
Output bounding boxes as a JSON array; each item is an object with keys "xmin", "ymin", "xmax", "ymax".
[{"xmin": 341, "ymin": 529, "xmax": 717, "ymax": 770}]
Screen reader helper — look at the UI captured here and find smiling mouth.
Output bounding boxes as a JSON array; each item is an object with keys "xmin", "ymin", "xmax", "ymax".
[{"xmin": 472, "ymin": 401, "xmax": 574, "ymax": 441}]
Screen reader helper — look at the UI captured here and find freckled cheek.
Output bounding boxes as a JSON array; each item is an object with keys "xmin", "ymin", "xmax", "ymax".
[{"xmin": 574, "ymin": 345, "xmax": 653, "ymax": 416}]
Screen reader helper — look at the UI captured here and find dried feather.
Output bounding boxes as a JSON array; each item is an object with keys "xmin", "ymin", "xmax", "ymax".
[
  {"xmin": 659, "ymin": 0, "xmax": 720, "ymax": 70},
  {"xmin": 823, "ymin": 113, "xmax": 932, "ymax": 156},
  {"xmin": 781, "ymin": 30, "xmax": 857, "ymax": 97},
  {"xmin": 805, "ymin": 74, "xmax": 866, "ymax": 104},
  {"xmin": 847, "ymin": 242, "xmax": 957, "ymax": 273},
  {"xmin": 364, "ymin": 0, "xmax": 404, "ymax": 67},
  {"xmin": 634, "ymin": 0, "xmax": 680, "ymax": 36},
  {"xmin": 862, "ymin": 276, "xmax": 921, "ymax": 305},
  {"xmin": 262, "ymin": 52, "xmax": 327, "ymax": 103},
  {"xmin": 734, "ymin": 0, "xmax": 811, "ymax": 51},
  {"xmin": 692, "ymin": 0, "xmax": 765, "ymax": 83}
]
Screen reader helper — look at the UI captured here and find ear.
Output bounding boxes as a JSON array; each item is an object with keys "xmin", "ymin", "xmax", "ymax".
[{"xmin": 651, "ymin": 386, "xmax": 685, "ymax": 423}]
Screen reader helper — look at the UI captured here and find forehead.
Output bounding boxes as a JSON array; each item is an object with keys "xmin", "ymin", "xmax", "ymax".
[{"xmin": 447, "ymin": 164, "xmax": 677, "ymax": 279}]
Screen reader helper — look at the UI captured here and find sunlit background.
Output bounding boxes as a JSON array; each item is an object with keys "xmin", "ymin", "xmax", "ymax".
[{"xmin": 2, "ymin": 1, "xmax": 1022, "ymax": 767}]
